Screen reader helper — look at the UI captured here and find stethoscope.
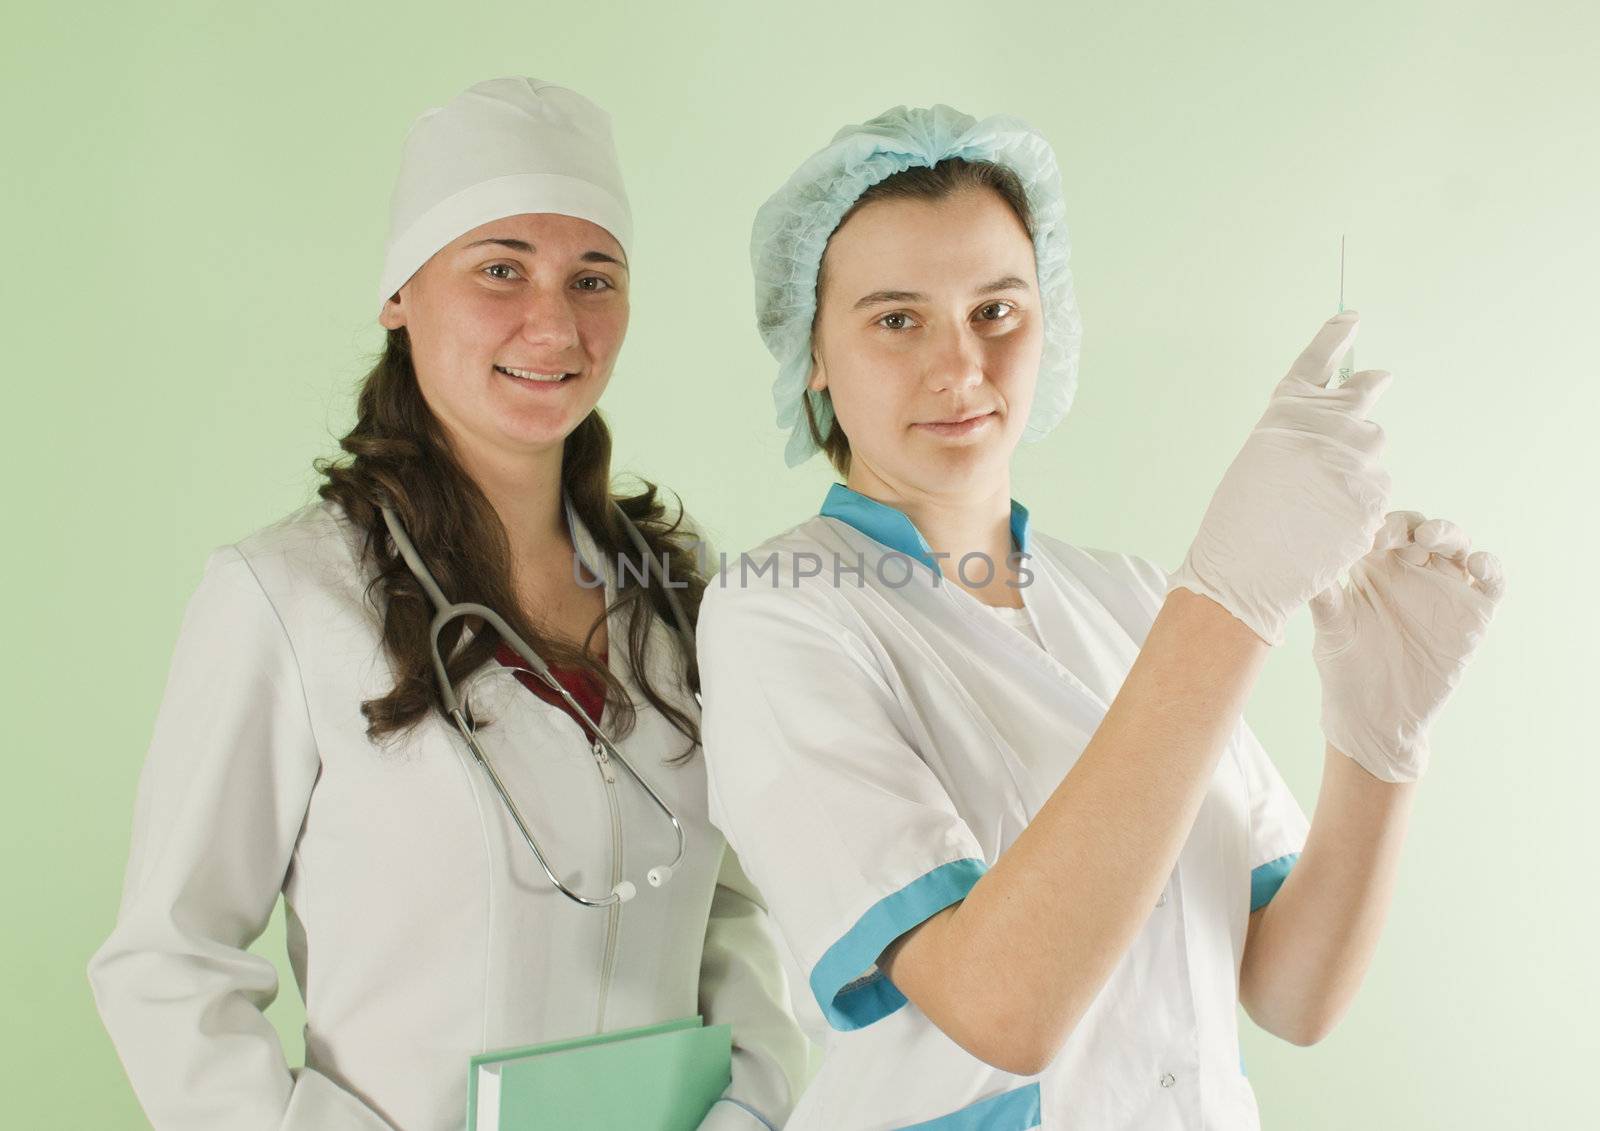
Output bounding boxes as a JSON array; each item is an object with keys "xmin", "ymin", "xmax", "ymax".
[{"xmin": 380, "ymin": 500, "xmax": 698, "ymax": 910}]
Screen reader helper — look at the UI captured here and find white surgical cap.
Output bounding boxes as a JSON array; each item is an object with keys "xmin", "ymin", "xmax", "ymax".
[
  {"xmin": 377, "ymin": 77, "xmax": 633, "ymax": 317},
  {"xmin": 750, "ymin": 104, "xmax": 1082, "ymax": 467}
]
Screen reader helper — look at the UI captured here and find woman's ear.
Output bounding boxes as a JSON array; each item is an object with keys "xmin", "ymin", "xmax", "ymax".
[
  {"xmin": 378, "ymin": 291, "xmax": 406, "ymax": 330},
  {"xmin": 807, "ymin": 352, "xmax": 828, "ymax": 392}
]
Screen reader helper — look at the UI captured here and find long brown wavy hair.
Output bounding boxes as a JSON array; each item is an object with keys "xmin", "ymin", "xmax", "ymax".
[{"xmin": 315, "ymin": 326, "xmax": 705, "ymax": 762}]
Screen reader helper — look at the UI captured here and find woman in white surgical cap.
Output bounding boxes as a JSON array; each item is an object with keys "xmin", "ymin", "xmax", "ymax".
[
  {"xmin": 88, "ymin": 77, "xmax": 807, "ymax": 1131},
  {"xmin": 697, "ymin": 104, "xmax": 1507, "ymax": 1129}
]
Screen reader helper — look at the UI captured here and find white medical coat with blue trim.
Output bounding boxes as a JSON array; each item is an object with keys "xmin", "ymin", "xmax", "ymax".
[
  {"xmin": 87, "ymin": 498, "xmax": 808, "ymax": 1131},
  {"xmin": 696, "ymin": 495, "xmax": 1308, "ymax": 1131}
]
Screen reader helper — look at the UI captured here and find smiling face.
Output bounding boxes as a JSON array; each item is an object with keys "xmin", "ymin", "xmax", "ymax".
[
  {"xmin": 378, "ymin": 212, "xmax": 630, "ymax": 466},
  {"xmin": 810, "ymin": 185, "xmax": 1043, "ymax": 500}
]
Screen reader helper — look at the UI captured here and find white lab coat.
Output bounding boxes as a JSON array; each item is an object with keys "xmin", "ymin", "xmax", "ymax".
[
  {"xmin": 695, "ymin": 485, "xmax": 1309, "ymax": 1131},
  {"xmin": 89, "ymin": 496, "xmax": 809, "ymax": 1131}
]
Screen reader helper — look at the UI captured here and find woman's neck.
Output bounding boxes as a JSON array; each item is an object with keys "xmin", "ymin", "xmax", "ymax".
[
  {"xmin": 448, "ymin": 436, "xmax": 609, "ymax": 654},
  {"xmin": 845, "ymin": 466, "xmax": 1023, "ymax": 608},
  {"xmin": 455, "ymin": 441, "xmax": 570, "ymax": 565}
]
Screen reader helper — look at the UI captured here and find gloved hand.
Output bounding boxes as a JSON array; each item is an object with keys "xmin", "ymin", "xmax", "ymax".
[
  {"xmin": 1169, "ymin": 312, "xmax": 1394, "ymax": 646},
  {"xmin": 1309, "ymin": 510, "xmax": 1506, "ymax": 782}
]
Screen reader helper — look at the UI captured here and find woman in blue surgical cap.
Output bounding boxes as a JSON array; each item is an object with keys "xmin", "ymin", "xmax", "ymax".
[
  {"xmin": 88, "ymin": 78, "xmax": 807, "ymax": 1131},
  {"xmin": 697, "ymin": 104, "xmax": 1505, "ymax": 1129}
]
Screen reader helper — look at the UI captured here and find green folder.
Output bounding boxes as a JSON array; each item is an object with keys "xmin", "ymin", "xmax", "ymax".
[{"xmin": 466, "ymin": 1015, "xmax": 733, "ymax": 1131}]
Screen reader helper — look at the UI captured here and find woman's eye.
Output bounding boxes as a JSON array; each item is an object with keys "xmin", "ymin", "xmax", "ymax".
[
  {"xmin": 484, "ymin": 263, "xmax": 519, "ymax": 281},
  {"xmin": 575, "ymin": 275, "xmax": 613, "ymax": 292},
  {"xmin": 977, "ymin": 301, "xmax": 1016, "ymax": 322},
  {"xmin": 877, "ymin": 312, "xmax": 912, "ymax": 331}
]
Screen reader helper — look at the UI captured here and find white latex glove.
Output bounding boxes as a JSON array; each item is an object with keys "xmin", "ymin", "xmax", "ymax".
[
  {"xmin": 1170, "ymin": 312, "xmax": 1394, "ymax": 646},
  {"xmin": 1310, "ymin": 510, "xmax": 1506, "ymax": 782}
]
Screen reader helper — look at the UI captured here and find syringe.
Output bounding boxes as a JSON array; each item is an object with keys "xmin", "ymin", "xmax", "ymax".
[{"xmin": 1335, "ymin": 234, "xmax": 1354, "ymax": 386}]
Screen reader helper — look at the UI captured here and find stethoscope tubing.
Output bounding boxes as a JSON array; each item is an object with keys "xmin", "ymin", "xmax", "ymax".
[{"xmin": 380, "ymin": 502, "xmax": 697, "ymax": 909}]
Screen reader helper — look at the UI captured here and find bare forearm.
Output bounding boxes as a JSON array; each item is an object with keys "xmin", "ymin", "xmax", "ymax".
[
  {"xmin": 883, "ymin": 587, "xmax": 1270, "ymax": 1073},
  {"xmin": 1239, "ymin": 743, "xmax": 1417, "ymax": 1044}
]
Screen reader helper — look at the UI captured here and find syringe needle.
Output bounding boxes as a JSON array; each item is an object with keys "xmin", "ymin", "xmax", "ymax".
[
  {"xmin": 1336, "ymin": 234, "xmax": 1354, "ymax": 386},
  {"xmin": 1339, "ymin": 234, "xmax": 1346, "ymax": 313}
]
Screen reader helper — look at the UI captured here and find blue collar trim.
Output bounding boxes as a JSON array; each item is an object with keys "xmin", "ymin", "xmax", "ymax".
[{"xmin": 819, "ymin": 483, "xmax": 1031, "ymax": 577}]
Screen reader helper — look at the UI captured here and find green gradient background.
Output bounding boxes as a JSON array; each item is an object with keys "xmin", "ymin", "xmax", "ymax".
[{"xmin": 7, "ymin": 2, "xmax": 1594, "ymax": 1126}]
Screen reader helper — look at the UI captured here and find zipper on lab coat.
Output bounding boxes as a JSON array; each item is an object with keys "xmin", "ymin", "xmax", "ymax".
[{"xmin": 593, "ymin": 737, "xmax": 624, "ymax": 1033}]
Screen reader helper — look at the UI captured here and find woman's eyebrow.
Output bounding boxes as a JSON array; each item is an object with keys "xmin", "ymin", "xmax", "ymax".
[
  {"xmin": 581, "ymin": 250, "xmax": 629, "ymax": 270},
  {"xmin": 463, "ymin": 237, "xmax": 534, "ymax": 252},
  {"xmin": 852, "ymin": 289, "xmax": 924, "ymax": 311},
  {"xmin": 461, "ymin": 237, "xmax": 628, "ymax": 270},
  {"xmin": 851, "ymin": 275, "xmax": 1031, "ymax": 311},
  {"xmin": 975, "ymin": 275, "xmax": 1031, "ymax": 296}
]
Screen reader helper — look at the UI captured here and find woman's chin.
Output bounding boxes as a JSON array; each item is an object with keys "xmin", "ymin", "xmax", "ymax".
[
  {"xmin": 486, "ymin": 390, "xmax": 603, "ymax": 448},
  {"xmin": 915, "ymin": 432, "xmax": 1012, "ymax": 475},
  {"xmin": 869, "ymin": 447, "xmax": 1009, "ymax": 499},
  {"xmin": 492, "ymin": 407, "xmax": 592, "ymax": 452}
]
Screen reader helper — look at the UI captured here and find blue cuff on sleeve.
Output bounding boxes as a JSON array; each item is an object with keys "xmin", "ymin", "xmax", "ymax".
[
  {"xmin": 809, "ymin": 857, "xmax": 987, "ymax": 1031},
  {"xmin": 1249, "ymin": 852, "xmax": 1299, "ymax": 912}
]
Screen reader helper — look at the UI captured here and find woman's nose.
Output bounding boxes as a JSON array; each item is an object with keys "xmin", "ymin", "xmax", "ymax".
[
  {"xmin": 517, "ymin": 287, "xmax": 582, "ymax": 352},
  {"xmin": 923, "ymin": 325, "xmax": 985, "ymax": 393}
]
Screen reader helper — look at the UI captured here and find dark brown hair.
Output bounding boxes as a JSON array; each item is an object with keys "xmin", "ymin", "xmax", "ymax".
[
  {"xmin": 806, "ymin": 157, "xmax": 1035, "ymax": 476},
  {"xmin": 315, "ymin": 327, "xmax": 704, "ymax": 760}
]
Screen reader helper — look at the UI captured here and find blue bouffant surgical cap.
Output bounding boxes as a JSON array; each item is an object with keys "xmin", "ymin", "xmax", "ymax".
[{"xmin": 750, "ymin": 104, "xmax": 1083, "ymax": 467}]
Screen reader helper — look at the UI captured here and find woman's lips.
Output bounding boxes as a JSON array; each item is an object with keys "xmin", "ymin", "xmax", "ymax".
[
  {"xmin": 914, "ymin": 411, "xmax": 997, "ymax": 438},
  {"xmin": 495, "ymin": 364, "xmax": 579, "ymax": 389}
]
